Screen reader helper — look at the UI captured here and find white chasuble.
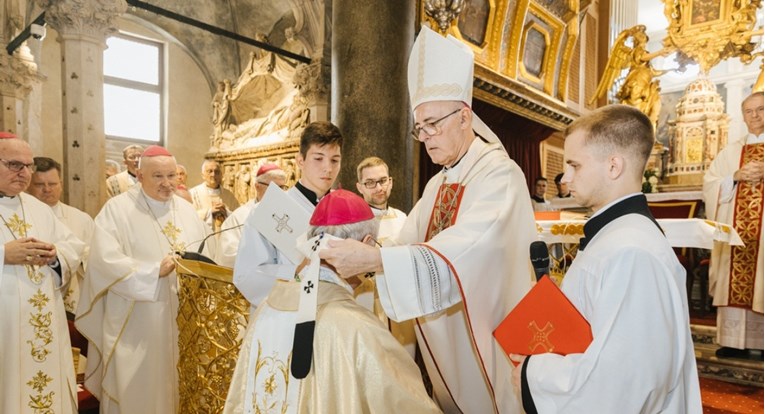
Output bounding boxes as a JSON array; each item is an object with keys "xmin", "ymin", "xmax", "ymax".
[
  {"xmin": 75, "ymin": 185, "xmax": 209, "ymax": 414},
  {"xmin": 0, "ymin": 194, "xmax": 84, "ymax": 414},
  {"xmin": 376, "ymin": 138, "xmax": 537, "ymax": 413}
]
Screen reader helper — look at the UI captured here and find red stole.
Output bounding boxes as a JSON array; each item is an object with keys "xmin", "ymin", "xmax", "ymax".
[
  {"xmin": 728, "ymin": 143, "xmax": 764, "ymax": 308},
  {"xmin": 425, "ymin": 183, "xmax": 465, "ymax": 242}
]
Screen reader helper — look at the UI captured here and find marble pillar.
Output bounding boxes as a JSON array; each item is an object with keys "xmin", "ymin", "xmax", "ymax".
[
  {"xmin": 38, "ymin": 0, "xmax": 125, "ymax": 216},
  {"xmin": 331, "ymin": 0, "xmax": 416, "ymax": 211}
]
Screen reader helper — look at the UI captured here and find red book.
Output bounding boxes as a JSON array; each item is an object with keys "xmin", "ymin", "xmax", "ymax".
[{"xmin": 494, "ymin": 276, "xmax": 592, "ymax": 360}]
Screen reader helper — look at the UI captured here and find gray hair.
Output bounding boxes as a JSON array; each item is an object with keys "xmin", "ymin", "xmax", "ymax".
[
  {"xmin": 258, "ymin": 168, "xmax": 287, "ymax": 183},
  {"xmin": 307, "ymin": 218, "xmax": 379, "ymax": 242}
]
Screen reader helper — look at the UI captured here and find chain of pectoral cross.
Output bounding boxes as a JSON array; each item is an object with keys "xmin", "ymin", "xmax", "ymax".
[
  {"xmin": 142, "ymin": 192, "xmax": 186, "ymax": 253},
  {"xmin": 0, "ymin": 197, "xmax": 45, "ymax": 284}
]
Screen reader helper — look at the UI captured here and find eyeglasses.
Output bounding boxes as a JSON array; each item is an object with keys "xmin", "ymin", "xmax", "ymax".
[
  {"xmin": 361, "ymin": 177, "xmax": 391, "ymax": 189},
  {"xmin": 257, "ymin": 181, "xmax": 289, "ymax": 190},
  {"xmin": 411, "ymin": 108, "xmax": 462, "ymax": 141},
  {"xmin": 0, "ymin": 159, "xmax": 36, "ymax": 173}
]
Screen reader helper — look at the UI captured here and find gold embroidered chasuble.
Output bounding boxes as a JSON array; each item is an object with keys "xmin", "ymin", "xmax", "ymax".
[
  {"xmin": 704, "ymin": 137, "xmax": 765, "ymax": 314},
  {"xmin": 0, "ymin": 193, "xmax": 84, "ymax": 414},
  {"xmin": 728, "ymin": 143, "xmax": 764, "ymax": 307}
]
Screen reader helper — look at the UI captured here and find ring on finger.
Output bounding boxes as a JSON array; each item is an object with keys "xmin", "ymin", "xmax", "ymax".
[{"xmin": 25, "ymin": 255, "xmax": 32, "ymax": 262}]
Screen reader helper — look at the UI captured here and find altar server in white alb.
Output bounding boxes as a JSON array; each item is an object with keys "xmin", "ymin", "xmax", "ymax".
[
  {"xmin": 76, "ymin": 145, "xmax": 211, "ymax": 413},
  {"xmin": 27, "ymin": 156, "xmax": 95, "ymax": 313},
  {"xmin": 703, "ymin": 91, "xmax": 764, "ymax": 359},
  {"xmin": 320, "ymin": 26, "xmax": 537, "ymax": 413},
  {"xmin": 233, "ymin": 122, "xmax": 342, "ymax": 308},
  {"xmin": 216, "ymin": 163, "xmax": 287, "ymax": 267},
  {"xmin": 224, "ymin": 189, "xmax": 440, "ymax": 414},
  {"xmin": 511, "ymin": 105, "xmax": 702, "ymax": 413},
  {"xmin": 0, "ymin": 133, "xmax": 84, "ymax": 414}
]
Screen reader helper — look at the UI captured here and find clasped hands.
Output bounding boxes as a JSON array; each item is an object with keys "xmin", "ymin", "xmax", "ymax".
[
  {"xmin": 5, "ymin": 237, "xmax": 57, "ymax": 266},
  {"xmin": 734, "ymin": 161, "xmax": 764, "ymax": 183}
]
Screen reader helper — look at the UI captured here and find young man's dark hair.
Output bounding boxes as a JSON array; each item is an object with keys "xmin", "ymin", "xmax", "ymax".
[
  {"xmin": 33, "ymin": 156, "xmax": 62, "ymax": 174},
  {"xmin": 299, "ymin": 121, "xmax": 344, "ymax": 157}
]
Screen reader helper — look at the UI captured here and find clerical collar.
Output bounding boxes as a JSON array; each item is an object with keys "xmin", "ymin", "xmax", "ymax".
[
  {"xmin": 531, "ymin": 195, "xmax": 546, "ymax": 203},
  {"xmin": 369, "ymin": 205, "xmax": 388, "ymax": 215},
  {"xmin": 128, "ymin": 171, "xmax": 136, "ymax": 179},
  {"xmin": 0, "ymin": 192, "xmax": 15, "ymax": 199},
  {"xmin": 295, "ymin": 181, "xmax": 320, "ymax": 206},
  {"xmin": 579, "ymin": 193, "xmax": 661, "ymax": 251}
]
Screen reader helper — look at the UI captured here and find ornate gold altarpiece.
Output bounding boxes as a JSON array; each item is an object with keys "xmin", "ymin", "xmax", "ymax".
[
  {"xmin": 419, "ymin": 0, "xmax": 584, "ymax": 131},
  {"xmin": 176, "ymin": 259, "xmax": 250, "ymax": 414}
]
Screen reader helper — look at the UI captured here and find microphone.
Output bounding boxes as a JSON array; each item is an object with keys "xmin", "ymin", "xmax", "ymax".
[
  {"xmin": 178, "ymin": 224, "xmax": 244, "ymax": 265},
  {"xmin": 530, "ymin": 241, "xmax": 550, "ymax": 281}
]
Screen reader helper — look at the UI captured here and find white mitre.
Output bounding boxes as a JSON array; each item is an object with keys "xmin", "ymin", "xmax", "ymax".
[{"xmin": 407, "ymin": 25, "xmax": 502, "ymax": 147}]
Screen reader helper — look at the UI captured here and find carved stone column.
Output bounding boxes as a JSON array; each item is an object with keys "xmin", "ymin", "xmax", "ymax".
[
  {"xmin": 0, "ymin": 47, "xmax": 39, "ymax": 136},
  {"xmin": 38, "ymin": 0, "xmax": 126, "ymax": 216},
  {"xmin": 331, "ymin": 0, "xmax": 416, "ymax": 210}
]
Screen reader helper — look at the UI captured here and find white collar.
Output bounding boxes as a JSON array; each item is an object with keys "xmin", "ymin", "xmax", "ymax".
[{"xmin": 746, "ymin": 133, "xmax": 764, "ymax": 144}]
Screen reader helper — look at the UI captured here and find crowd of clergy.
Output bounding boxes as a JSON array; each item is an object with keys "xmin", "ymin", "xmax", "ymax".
[{"xmin": 1, "ymin": 24, "xmax": 762, "ymax": 414}]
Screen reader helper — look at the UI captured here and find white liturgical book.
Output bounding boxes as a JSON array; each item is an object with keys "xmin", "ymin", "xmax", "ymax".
[{"xmin": 250, "ymin": 182, "xmax": 310, "ymax": 263}]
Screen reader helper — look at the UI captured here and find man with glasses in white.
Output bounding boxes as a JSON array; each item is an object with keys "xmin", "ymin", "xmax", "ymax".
[
  {"xmin": 106, "ymin": 144, "xmax": 143, "ymax": 198},
  {"xmin": 0, "ymin": 132, "xmax": 84, "ymax": 414},
  {"xmin": 320, "ymin": 26, "xmax": 536, "ymax": 413},
  {"xmin": 355, "ymin": 156, "xmax": 407, "ymax": 245}
]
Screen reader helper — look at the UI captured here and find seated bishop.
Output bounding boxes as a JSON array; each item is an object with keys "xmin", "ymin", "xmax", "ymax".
[{"xmin": 224, "ymin": 189, "xmax": 440, "ymax": 414}]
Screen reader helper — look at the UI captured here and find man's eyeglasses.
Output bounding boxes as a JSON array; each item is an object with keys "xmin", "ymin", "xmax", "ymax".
[
  {"xmin": 361, "ymin": 177, "xmax": 392, "ymax": 189},
  {"xmin": 411, "ymin": 108, "xmax": 462, "ymax": 141},
  {"xmin": 0, "ymin": 159, "xmax": 36, "ymax": 173},
  {"xmin": 257, "ymin": 181, "xmax": 289, "ymax": 190}
]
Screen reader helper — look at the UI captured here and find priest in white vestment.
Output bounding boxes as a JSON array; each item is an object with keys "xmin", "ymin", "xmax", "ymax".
[
  {"xmin": 319, "ymin": 27, "xmax": 537, "ymax": 413},
  {"xmin": 0, "ymin": 134, "xmax": 84, "ymax": 414},
  {"xmin": 216, "ymin": 163, "xmax": 287, "ymax": 267},
  {"xmin": 189, "ymin": 159, "xmax": 240, "ymax": 234},
  {"xmin": 28, "ymin": 156, "xmax": 95, "ymax": 313},
  {"xmin": 703, "ymin": 91, "xmax": 764, "ymax": 358},
  {"xmin": 76, "ymin": 146, "xmax": 211, "ymax": 414},
  {"xmin": 233, "ymin": 122, "xmax": 342, "ymax": 309},
  {"xmin": 224, "ymin": 189, "xmax": 439, "ymax": 414},
  {"xmin": 512, "ymin": 105, "xmax": 702, "ymax": 413},
  {"xmin": 106, "ymin": 144, "xmax": 143, "ymax": 198}
]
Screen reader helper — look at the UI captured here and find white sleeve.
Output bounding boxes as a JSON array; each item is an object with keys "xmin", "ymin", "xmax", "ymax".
[
  {"xmin": 110, "ymin": 262, "xmax": 161, "ymax": 302},
  {"xmin": 376, "ymin": 244, "xmax": 462, "ymax": 322},
  {"xmin": 718, "ymin": 175, "xmax": 736, "ymax": 204},
  {"xmin": 233, "ymin": 214, "xmax": 297, "ymax": 307}
]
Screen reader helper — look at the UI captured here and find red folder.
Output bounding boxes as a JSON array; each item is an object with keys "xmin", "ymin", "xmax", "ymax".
[{"xmin": 494, "ymin": 276, "xmax": 592, "ymax": 359}]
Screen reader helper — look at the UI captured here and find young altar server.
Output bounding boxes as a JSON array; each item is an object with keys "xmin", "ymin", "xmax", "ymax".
[
  {"xmin": 224, "ymin": 189, "xmax": 439, "ymax": 413},
  {"xmin": 511, "ymin": 105, "xmax": 702, "ymax": 413}
]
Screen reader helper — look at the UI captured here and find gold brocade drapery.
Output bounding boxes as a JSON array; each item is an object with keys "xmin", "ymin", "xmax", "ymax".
[{"xmin": 175, "ymin": 259, "xmax": 250, "ymax": 414}]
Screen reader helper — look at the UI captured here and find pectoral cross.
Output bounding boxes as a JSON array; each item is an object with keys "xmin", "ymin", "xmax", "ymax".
[{"xmin": 272, "ymin": 213, "xmax": 293, "ymax": 233}]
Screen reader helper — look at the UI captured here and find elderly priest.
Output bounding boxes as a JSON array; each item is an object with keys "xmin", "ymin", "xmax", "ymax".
[
  {"xmin": 0, "ymin": 132, "xmax": 85, "ymax": 414},
  {"xmin": 76, "ymin": 145, "xmax": 211, "ymax": 413},
  {"xmin": 319, "ymin": 26, "xmax": 537, "ymax": 413}
]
